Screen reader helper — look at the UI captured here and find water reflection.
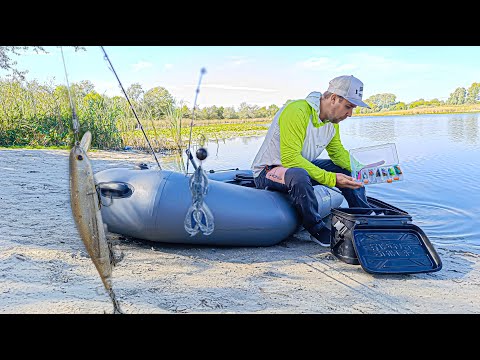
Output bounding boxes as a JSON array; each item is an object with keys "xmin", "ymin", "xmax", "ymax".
[
  {"xmin": 465, "ymin": 115, "xmax": 479, "ymax": 144},
  {"xmin": 344, "ymin": 116, "xmax": 398, "ymax": 142},
  {"xmin": 448, "ymin": 114, "xmax": 479, "ymax": 144},
  {"xmin": 449, "ymin": 116, "xmax": 466, "ymax": 143},
  {"xmin": 344, "ymin": 114, "xmax": 456, "ymax": 143}
]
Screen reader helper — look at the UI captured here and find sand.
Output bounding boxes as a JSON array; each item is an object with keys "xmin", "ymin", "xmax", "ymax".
[{"xmin": 1, "ymin": 148, "xmax": 479, "ymax": 314}]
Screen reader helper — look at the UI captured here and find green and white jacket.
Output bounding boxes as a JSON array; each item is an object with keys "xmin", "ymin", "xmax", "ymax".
[{"xmin": 251, "ymin": 91, "xmax": 351, "ymax": 188}]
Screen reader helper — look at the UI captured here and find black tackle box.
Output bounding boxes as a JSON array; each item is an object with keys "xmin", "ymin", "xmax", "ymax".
[{"xmin": 329, "ymin": 197, "xmax": 442, "ymax": 274}]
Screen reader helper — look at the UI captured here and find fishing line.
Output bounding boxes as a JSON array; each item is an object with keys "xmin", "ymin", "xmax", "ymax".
[
  {"xmin": 100, "ymin": 46, "xmax": 162, "ymax": 170},
  {"xmin": 185, "ymin": 67, "xmax": 207, "ymax": 174},
  {"xmin": 60, "ymin": 47, "xmax": 80, "ymax": 144}
]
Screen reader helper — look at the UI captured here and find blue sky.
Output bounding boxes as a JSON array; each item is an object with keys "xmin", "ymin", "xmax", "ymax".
[{"xmin": 3, "ymin": 46, "xmax": 480, "ymax": 109}]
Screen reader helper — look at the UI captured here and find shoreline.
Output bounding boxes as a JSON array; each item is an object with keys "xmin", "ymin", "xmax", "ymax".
[{"xmin": 1, "ymin": 110, "xmax": 480, "ymax": 152}]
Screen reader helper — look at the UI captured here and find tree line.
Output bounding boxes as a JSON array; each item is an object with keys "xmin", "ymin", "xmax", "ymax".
[
  {"xmin": 0, "ymin": 76, "xmax": 479, "ymax": 149},
  {"xmin": 0, "ymin": 77, "xmax": 283, "ymax": 149},
  {"xmin": 356, "ymin": 83, "xmax": 480, "ymax": 114}
]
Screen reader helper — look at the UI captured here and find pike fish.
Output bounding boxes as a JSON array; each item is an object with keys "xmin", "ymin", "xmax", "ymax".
[{"xmin": 69, "ymin": 131, "xmax": 122, "ymax": 313}]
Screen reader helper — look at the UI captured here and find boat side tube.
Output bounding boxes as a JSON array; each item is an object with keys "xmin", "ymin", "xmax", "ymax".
[{"xmin": 95, "ymin": 168, "xmax": 345, "ymax": 246}]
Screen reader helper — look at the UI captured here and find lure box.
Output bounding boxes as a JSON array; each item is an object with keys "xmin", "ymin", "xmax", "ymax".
[
  {"xmin": 329, "ymin": 198, "xmax": 442, "ymax": 274},
  {"xmin": 349, "ymin": 143, "xmax": 404, "ymax": 185}
]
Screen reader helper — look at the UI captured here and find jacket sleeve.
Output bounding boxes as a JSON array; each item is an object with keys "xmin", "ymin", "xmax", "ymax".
[
  {"xmin": 325, "ymin": 123, "xmax": 352, "ymax": 172},
  {"xmin": 279, "ymin": 102, "xmax": 337, "ymax": 187}
]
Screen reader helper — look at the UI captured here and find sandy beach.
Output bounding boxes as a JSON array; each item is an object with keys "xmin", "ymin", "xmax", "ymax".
[{"xmin": 1, "ymin": 148, "xmax": 479, "ymax": 314}]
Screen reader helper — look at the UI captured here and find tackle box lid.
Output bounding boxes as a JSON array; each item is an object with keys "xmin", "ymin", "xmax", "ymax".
[{"xmin": 351, "ymin": 223, "xmax": 442, "ymax": 274}]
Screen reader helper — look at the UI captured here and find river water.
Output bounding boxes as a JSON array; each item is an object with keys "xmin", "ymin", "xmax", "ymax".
[{"xmin": 161, "ymin": 113, "xmax": 480, "ymax": 254}]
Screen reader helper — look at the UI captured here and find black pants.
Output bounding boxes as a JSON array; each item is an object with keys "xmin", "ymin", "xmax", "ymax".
[{"xmin": 254, "ymin": 159, "xmax": 371, "ymax": 234}]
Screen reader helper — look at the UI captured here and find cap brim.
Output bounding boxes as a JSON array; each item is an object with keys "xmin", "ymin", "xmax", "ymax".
[{"xmin": 346, "ymin": 97, "xmax": 371, "ymax": 109}]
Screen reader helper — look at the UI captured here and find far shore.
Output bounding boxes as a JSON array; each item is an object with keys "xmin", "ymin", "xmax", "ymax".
[
  {"xmin": 1, "ymin": 107, "xmax": 479, "ymax": 152},
  {"xmin": 354, "ymin": 106, "xmax": 480, "ymax": 117}
]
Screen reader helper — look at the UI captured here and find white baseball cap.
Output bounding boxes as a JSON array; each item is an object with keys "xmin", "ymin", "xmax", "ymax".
[{"xmin": 327, "ymin": 75, "xmax": 371, "ymax": 108}]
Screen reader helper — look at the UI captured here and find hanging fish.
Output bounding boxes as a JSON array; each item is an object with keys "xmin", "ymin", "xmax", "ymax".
[
  {"xmin": 69, "ymin": 132, "xmax": 122, "ymax": 313},
  {"xmin": 62, "ymin": 47, "xmax": 123, "ymax": 313}
]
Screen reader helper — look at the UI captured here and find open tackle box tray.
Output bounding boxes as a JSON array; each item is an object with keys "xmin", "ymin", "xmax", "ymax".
[
  {"xmin": 330, "ymin": 198, "xmax": 442, "ymax": 274},
  {"xmin": 349, "ymin": 143, "xmax": 404, "ymax": 185}
]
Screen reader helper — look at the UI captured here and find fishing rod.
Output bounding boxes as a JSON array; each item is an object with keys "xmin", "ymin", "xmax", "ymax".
[
  {"xmin": 60, "ymin": 47, "xmax": 80, "ymax": 144},
  {"xmin": 185, "ymin": 67, "xmax": 207, "ymax": 174},
  {"xmin": 100, "ymin": 46, "xmax": 162, "ymax": 170}
]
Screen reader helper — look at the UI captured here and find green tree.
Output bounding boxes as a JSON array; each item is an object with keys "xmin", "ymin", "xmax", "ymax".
[
  {"xmin": 143, "ymin": 86, "xmax": 174, "ymax": 119},
  {"xmin": 127, "ymin": 83, "xmax": 144, "ymax": 102},
  {"xmin": 267, "ymin": 104, "xmax": 279, "ymax": 117},
  {"xmin": 256, "ymin": 106, "xmax": 269, "ymax": 118},
  {"xmin": 237, "ymin": 102, "xmax": 260, "ymax": 119},
  {"xmin": 78, "ymin": 80, "xmax": 96, "ymax": 96},
  {"xmin": 447, "ymin": 87, "xmax": 466, "ymax": 105},
  {"xmin": 201, "ymin": 105, "xmax": 222, "ymax": 120},
  {"xmin": 392, "ymin": 102, "xmax": 407, "ymax": 111},
  {"xmin": 364, "ymin": 93, "xmax": 396, "ymax": 110},
  {"xmin": 223, "ymin": 106, "xmax": 238, "ymax": 119},
  {"xmin": 355, "ymin": 100, "xmax": 376, "ymax": 114},
  {"xmin": 69, "ymin": 80, "xmax": 97, "ymax": 100},
  {"xmin": 466, "ymin": 82, "xmax": 480, "ymax": 104},
  {"xmin": 408, "ymin": 98, "xmax": 426, "ymax": 109},
  {"xmin": 217, "ymin": 106, "xmax": 225, "ymax": 119},
  {"xmin": 426, "ymin": 98, "xmax": 442, "ymax": 107}
]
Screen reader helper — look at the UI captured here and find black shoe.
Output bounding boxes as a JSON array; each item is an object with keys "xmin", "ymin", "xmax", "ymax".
[{"xmin": 309, "ymin": 226, "xmax": 331, "ymax": 248}]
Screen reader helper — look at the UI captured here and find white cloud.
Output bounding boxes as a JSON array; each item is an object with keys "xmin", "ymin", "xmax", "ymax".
[
  {"xmin": 297, "ymin": 57, "xmax": 338, "ymax": 70},
  {"xmin": 131, "ymin": 61, "xmax": 153, "ymax": 72},
  {"xmin": 336, "ymin": 63, "xmax": 358, "ymax": 72},
  {"xmin": 296, "ymin": 57, "xmax": 359, "ymax": 74},
  {"xmin": 352, "ymin": 53, "xmax": 432, "ymax": 72},
  {"xmin": 226, "ymin": 56, "xmax": 252, "ymax": 66},
  {"xmin": 296, "ymin": 53, "xmax": 432, "ymax": 75},
  {"xmin": 195, "ymin": 84, "xmax": 278, "ymax": 93}
]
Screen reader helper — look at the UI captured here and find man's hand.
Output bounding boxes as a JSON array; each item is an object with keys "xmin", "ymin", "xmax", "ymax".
[{"xmin": 335, "ymin": 173, "xmax": 363, "ymax": 189}]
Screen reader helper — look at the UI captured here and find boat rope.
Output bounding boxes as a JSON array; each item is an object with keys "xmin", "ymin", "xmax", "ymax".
[
  {"xmin": 60, "ymin": 47, "xmax": 80, "ymax": 144},
  {"xmin": 100, "ymin": 46, "xmax": 162, "ymax": 170},
  {"xmin": 185, "ymin": 67, "xmax": 207, "ymax": 175},
  {"xmin": 184, "ymin": 148, "xmax": 214, "ymax": 236}
]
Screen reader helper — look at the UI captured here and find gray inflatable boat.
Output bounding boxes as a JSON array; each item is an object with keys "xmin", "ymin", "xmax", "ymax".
[{"xmin": 94, "ymin": 166, "xmax": 344, "ymax": 246}]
